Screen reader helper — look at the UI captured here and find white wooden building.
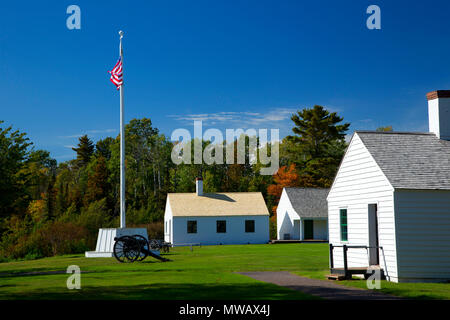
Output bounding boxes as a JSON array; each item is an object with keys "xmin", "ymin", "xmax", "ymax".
[
  {"xmin": 164, "ymin": 178, "xmax": 270, "ymax": 245},
  {"xmin": 277, "ymin": 188, "xmax": 329, "ymax": 241},
  {"xmin": 327, "ymin": 90, "xmax": 450, "ymax": 283}
]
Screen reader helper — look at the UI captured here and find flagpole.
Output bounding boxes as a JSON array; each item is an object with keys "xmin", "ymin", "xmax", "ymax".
[{"xmin": 119, "ymin": 30, "xmax": 126, "ymax": 228}]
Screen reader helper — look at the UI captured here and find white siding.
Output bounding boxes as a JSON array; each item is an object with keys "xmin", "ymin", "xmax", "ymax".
[
  {"xmin": 394, "ymin": 189, "xmax": 450, "ymax": 282},
  {"xmin": 164, "ymin": 197, "xmax": 173, "ymax": 243},
  {"xmin": 172, "ymin": 215, "xmax": 269, "ymax": 245},
  {"xmin": 313, "ymin": 219, "xmax": 328, "ymax": 240},
  {"xmin": 327, "ymin": 133, "xmax": 399, "ymax": 281},
  {"xmin": 276, "ymin": 189, "xmax": 329, "ymax": 241},
  {"xmin": 276, "ymin": 189, "xmax": 300, "ymax": 240}
]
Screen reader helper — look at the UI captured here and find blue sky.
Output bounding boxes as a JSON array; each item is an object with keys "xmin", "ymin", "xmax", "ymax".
[{"xmin": 1, "ymin": 0, "xmax": 450, "ymax": 161}]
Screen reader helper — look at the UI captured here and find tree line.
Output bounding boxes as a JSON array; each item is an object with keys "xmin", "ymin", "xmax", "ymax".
[{"xmin": 0, "ymin": 106, "xmax": 351, "ymax": 260}]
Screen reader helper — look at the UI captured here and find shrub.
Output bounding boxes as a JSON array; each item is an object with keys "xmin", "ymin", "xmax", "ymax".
[
  {"xmin": 76, "ymin": 198, "xmax": 113, "ymax": 248},
  {"xmin": 57, "ymin": 203, "xmax": 78, "ymax": 223},
  {"xmin": 33, "ymin": 221, "xmax": 89, "ymax": 256},
  {"xmin": 1, "ymin": 221, "xmax": 89, "ymax": 259},
  {"xmin": 0, "ymin": 215, "xmax": 33, "ymax": 259},
  {"xmin": 126, "ymin": 207, "xmax": 149, "ymax": 225},
  {"xmin": 269, "ymin": 216, "xmax": 277, "ymax": 240},
  {"xmin": 129, "ymin": 221, "xmax": 164, "ymax": 239}
]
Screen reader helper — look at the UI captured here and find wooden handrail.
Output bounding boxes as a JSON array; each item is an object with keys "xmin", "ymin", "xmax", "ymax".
[
  {"xmin": 329, "ymin": 244, "xmax": 384, "ymax": 278},
  {"xmin": 331, "ymin": 245, "xmax": 383, "ymax": 249}
]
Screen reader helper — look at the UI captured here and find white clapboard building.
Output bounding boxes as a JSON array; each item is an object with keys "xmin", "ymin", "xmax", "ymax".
[
  {"xmin": 327, "ymin": 90, "xmax": 450, "ymax": 283},
  {"xmin": 277, "ymin": 188, "xmax": 329, "ymax": 241},
  {"xmin": 164, "ymin": 178, "xmax": 270, "ymax": 245}
]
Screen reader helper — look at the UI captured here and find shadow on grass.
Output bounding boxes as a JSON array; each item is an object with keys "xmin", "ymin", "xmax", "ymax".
[
  {"xmin": 0, "ymin": 270, "xmax": 95, "ymax": 278},
  {"xmin": 0, "ymin": 268, "xmax": 65, "ymax": 278},
  {"xmin": 0, "ymin": 283, "xmax": 318, "ymax": 300},
  {"xmin": 336, "ymin": 280, "xmax": 445, "ymax": 300}
]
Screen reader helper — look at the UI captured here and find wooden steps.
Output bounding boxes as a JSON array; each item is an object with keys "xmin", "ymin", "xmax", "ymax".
[
  {"xmin": 327, "ymin": 274, "xmax": 347, "ymax": 281},
  {"xmin": 327, "ymin": 266, "xmax": 385, "ymax": 281}
]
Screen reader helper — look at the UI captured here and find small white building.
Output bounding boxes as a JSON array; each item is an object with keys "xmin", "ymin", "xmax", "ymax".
[
  {"xmin": 164, "ymin": 178, "xmax": 270, "ymax": 245},
  {"xmin": 277, "ymin": 188, "xmax": 329, "ymax": 241},
  {"xmin": 327, "ymin": 90, "xmax": 450, "ymax": 283}
]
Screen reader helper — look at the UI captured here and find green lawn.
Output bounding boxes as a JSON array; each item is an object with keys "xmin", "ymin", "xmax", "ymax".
[
  {"xmin": 0, "ymin": 244, "xmax": 448, "ymax": 300},
  {"xmin": 336, "ymin": 279, "xmax": 450, "ymax": 300}
]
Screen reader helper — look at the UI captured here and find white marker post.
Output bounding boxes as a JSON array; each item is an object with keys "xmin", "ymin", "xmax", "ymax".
[{"xmin": 119, "ymin": 30, "xmax": 126, "ymax": 228}]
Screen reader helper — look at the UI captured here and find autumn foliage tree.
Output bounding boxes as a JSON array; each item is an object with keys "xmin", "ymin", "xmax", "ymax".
[
  {"xmin": 266, "ymin": 164, "xmax": 300, "ymax": 239},
  {"xmin": 267, "ymin": 164, "xmax": 300, "ymax": 214},
  {"xmin": 1, "ymin": 107, "xmax": 352, "ymax": 259}
]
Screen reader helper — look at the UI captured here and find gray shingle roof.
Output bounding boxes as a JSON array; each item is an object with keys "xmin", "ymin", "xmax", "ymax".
[
  {"xmin": 284, "ymin": 188, "xmax": 329, "ymax": 218},
  {"xmin": 356, "ymin": 131, "xmax": 450, "ymax": 190}
]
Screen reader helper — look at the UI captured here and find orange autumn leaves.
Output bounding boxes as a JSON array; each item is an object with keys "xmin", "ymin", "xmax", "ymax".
[{"xmin": 267, "ymin": 164, "xmax": 300, "ymax": 216}]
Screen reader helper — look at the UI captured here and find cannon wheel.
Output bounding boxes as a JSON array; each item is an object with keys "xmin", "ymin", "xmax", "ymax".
[
  {"xmin": 149, "ymin": 239, "xmax": 160, "ymax": 250},
  {"xmin": 133, "ymin": 234, "xmax": 149, "ymax": 261},
  {"xmin": 113, "ymin": 235, "xmax": 141, "ymax": 263},
  {"xmin": 161, "ymin": 243, "xmax": 170, "ymax": 253}
]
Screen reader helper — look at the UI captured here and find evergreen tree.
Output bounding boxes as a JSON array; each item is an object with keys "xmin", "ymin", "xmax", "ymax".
[
  {"xmin": 72, "ymin": 135, "xmax": 94, "ymax": 166},
  {"xmin": 95, "ymin": 137, "xmax": 115, "ymax": 160},
  {"xmin": 0, "ymin": 121, "xmax": 33, "ymax": 219},
  {"xmin": 287, "ymin": 105, "xmax": 349, "ymax": 159},
  {"xmin": 286, "ymin": 106, "xmax": 349, "ymax": 187},
  {"xmin": 85, "ymin": 156, "xmax": 110, "ymax": 206},
  {"xmin": 44, "ymin": 174, "xmax": 57, "ymax": 220}
]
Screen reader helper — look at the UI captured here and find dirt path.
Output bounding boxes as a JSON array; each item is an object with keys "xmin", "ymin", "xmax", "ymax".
[{"xmin": 238, "ymin": 271, "xmax": 401, "ymax": 300}]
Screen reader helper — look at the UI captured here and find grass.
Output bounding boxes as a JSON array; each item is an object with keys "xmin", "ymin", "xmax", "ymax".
[
  {"xmin": 0, "ymin": 243, "xmax": 448, "ymax": 300},
  {"xmin": 0, "ymin": 244, "xmax": 326, "ymax": 300},
  {"xmin": 333, "ymin": 279, "xmax": 450, "ymax": 300}
]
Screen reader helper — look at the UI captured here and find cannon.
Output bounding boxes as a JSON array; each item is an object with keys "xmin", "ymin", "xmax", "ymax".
[{"xmin": 113, "ymin": 235, "xmax": 170, "ymax": 263}]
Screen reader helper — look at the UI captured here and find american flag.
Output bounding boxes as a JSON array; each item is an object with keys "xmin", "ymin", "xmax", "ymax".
[{"xmin": 109, "ymin": 57, "xmax": 123, "ymax": 90}]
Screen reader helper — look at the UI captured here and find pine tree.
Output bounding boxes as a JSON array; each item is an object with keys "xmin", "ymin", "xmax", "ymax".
[
  {"xmin": 85, "ymin": 156, "xmax": 109, "ymax": 206},
  {"xmin": 72, "ymin": 135, "xmax": 94, "ymax": 166},
  {"xmin": 288, "ymin": 105, "xmax": 349, "ymax": 159},
  {"xmin": 95, "ymin": 137, "xmax": 115, "ymax": 160},
  {"xmin": 287, "ymin": 105, "xmax": 349, "ymax": 187},
  {"xmin": 0, "ymin": 121, "xmax": 33, "ymax": 219}
]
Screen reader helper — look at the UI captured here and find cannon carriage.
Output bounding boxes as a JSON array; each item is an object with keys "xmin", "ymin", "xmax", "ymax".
[{"xmin": 113, "ymin": 234, "xmax": 171, "ymax": 263}]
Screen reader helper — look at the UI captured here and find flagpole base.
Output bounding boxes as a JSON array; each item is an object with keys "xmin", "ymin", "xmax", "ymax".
[{"xmin": 85, "ymin": 228, "xmax": 148, "ymax": 258}]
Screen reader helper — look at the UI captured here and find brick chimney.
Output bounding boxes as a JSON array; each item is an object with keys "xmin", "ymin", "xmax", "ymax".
[
  {"xmin": 196, "ymin": 177, "xmax": 203, "ymax": 196},
  {"xmin": 427, "ymin": 90, "xmax": 450, "ymax": 141}
]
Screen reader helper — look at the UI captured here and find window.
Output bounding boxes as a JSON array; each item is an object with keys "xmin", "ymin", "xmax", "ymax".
[
  {"xmin": 340, "ymin": 209, "xmax": 348, "ymax": 241},
  {"xmin": 245, "ymin": 220, "xmax": 255, "ymax": 233},
  {"xmin": 216, "ymin": 220, "xmax": 226, "ymax": 233},
  {"xmin": 187, "ymin": 220, "xmax": 197, "ymax": 234}
]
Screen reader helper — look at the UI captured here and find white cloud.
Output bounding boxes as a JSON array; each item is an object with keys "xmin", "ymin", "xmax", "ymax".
[
  {"xmin": 168, "ymin": 105, "xmax": 344, "ymax": 140},
  {"xmin": 58, "ymin": 134, "xmax": 83, "ymax": 139},
  {"xmin": 168, "ymin": 107, "xmax": 298, "ymax": 128},
  {"xmin": 86, "ymin": 129, "xmax": 116, "ymax": 134},
  {"xmin": 58, "ymin": 128, "xmax": 117, "ymax": 139}
]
